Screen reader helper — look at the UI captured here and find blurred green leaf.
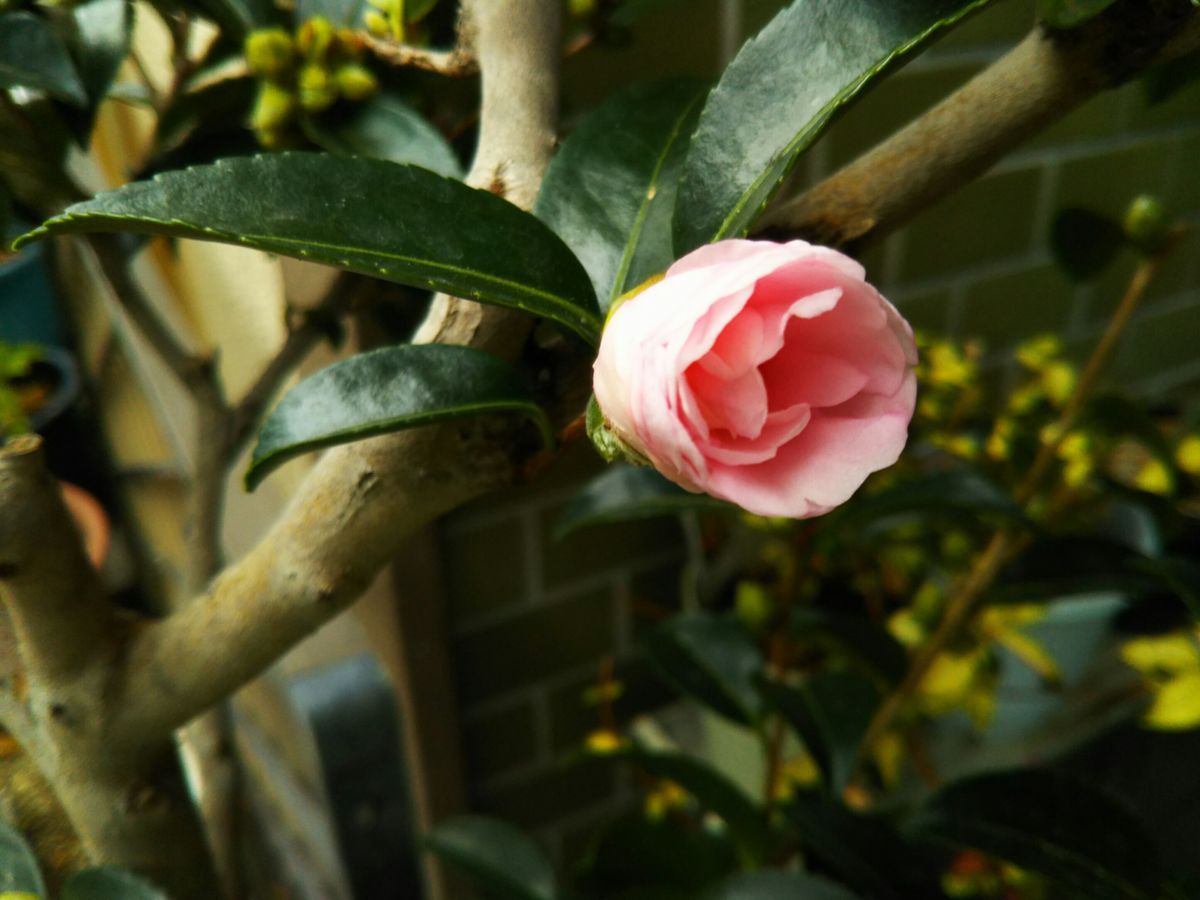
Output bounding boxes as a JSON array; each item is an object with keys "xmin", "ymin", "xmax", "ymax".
[
  {"xmin": 425, "ymin": 815, "xmax": 557, "ymax": 900},
  {"xmin": 554, "ymin": 464, "xmax": 730, "ymax": 540},
  {"xmin": 1143, "ymin": 49, "xmax": 1200, "ymax": 105},
  {"xmin": 790, "ymin": 608, "xmax": 908, "ymax": 685},
  {"xmin": 642, "ymin": 613, "xmax": 765, "ymax": 726},
  {"xmin": 247, "ymin": 345, "xmax": 551, "ymax": 489},
  {"xmin": 576, "ymin": 811, "xmax": 738, "ymax": 897},
  {"xmin": 296, "ymin": 0, "xmax": 364, "ymax": 27},
  {"xmin": 757, "ymin": 671, "xmax": 881, "ymax": 793},
  {"xmin": 985, "ymin": 537, "xmax": 1159, "ymax": 605},
  {"xmin": 0, "ymin": 12, "xmax": 87, "ymax": 105},
  {"xmin": 1037, "ymin": 0, "xmax": 1119, "ymax": 28},
  {"xmin": 829, "ymin": 469, "xmax": 1028, "ymax": 531},
  {"xmin": 152, "ymin": 76, "xmax": 256, "ymax": 156},
  {"xmin": 537, "ymin": 79, "xmax": 706, "ymax": 312},
  {"xmin": 1051, "ymin": 207, "xmax": 1126, "ymax": 281},
  {"xmin": 674, "ymin": 0, "xmax": 994, "ymax": 252},
  {"xmin": 0, "ymin": 820, "xmax": 45, "ymax": 896},
  {"xmin": 192, "ymin": 0, "xmax": 277, "ymax": 35},
  {"xmin": 15, "ymin": 154, "xmax": 602, "ymax": 345},
  {"xmin": 61, "ymin": 868, "xmax": 168, "ymax": 899},
  {"xmin": 589, "ymin": 744, "xmax": 770, "ymax": 860},
  {"xmin": 700, "ymin": 870, "xmax": 859, "ymax": 900},
  {"xmin": 307, "ymin": 92, "xmax": 462, "ymax": 177},
  {"xmin": 789, "ymin": 791, "xmax": 932, "ymax": 900},
  {"xmin": 909, "ymin": 769, "xmax": 1161, "ymax": 899},
  {"xmin": 66, "ymin": 0, "xmax": 133, "ymax": 141}
]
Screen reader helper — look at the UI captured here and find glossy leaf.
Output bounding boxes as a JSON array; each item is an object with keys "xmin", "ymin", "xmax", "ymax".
[
  {"xmin": 828, "ymin": 468, "xmax": 1027, "ymax": 531},
  {"xmin": 425, "ymin": 815, "xmax": 557, "ymax": 900},
  {"xmin": 674, "ymin": 0, "xmax": 994, "ymax": 252},
  {"xmin": 789, "ymin": 791, "xmax": 933, "ymax": 900},
  {"xmin": 536, "ymin": 79, "xmax": 706, "ymax": 312},
  {"xmin": 642, "ymin": 612, "xmax": 765, "ymax": 725},
  {"xmin": 15, "ymin": 154, "xmax": 602, "ymax": 344},
  {"xmin": 247, "ymin": 345, "xmax": 552, "ymax": 489},
  {"xmin": 1037, "ymin": 0, "xmax": 1118, "ymax": 28},
  {"xmin": 0, "ymin": 820, "xmax": 45, "ymax": 896},
  {"xmin": 790, "ymin": 608, "xmax": 908, "ymax": 685},
  {"xmin": 0, "ymin": 12, "xmax": 87, "ymax": 105},
  {"xmin": 554, "ymin": 464, "xmax": 730, "ymax": 539},
  {"xmin": 590, "ymin": 744, "xmax": 770, "ymax": 859},
  {"xmin": 701, "ymin": 871, "xmax": 859, "ymax": 900},
  {"xmin": 307, "ymin": 92, "xmax": 462, "ymax": 177},
  {"xmin": 67, "ymin": 0, "xmax": 133, "ymax": 139},
  {"xmin": 61, "ymin": 868, "xmax": 168, "ymax": 900},
  {"xmin": 757, "ymin": 670, "xmax": 881, "ymax": 793},
  {"xmin": 909, "ymin": 769, "xmax": 1161, "ymax": 899},
  {"xmin": 1051, "ymin": 207, "xmax": 1126, "ymax": 281}
]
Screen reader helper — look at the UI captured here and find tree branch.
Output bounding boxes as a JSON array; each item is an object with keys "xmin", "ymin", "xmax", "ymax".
[
  {"xmin": 111, "ymin": 0, "xmax": 564, "ymax": 745},
  {"xmin": 758, "ymin": 3, "xmax": 1200, "ymax": 250},
  {"xmin": 362, "ymin": 34, "xmax": 478, "ymax": 76}
]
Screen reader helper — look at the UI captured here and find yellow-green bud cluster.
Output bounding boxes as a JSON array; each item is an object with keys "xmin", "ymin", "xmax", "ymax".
[{"xmin": 244, "ymin": 17, "xmax": 380, "ymax": 148}]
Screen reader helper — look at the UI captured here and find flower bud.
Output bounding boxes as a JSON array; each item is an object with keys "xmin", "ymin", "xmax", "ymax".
[
  {"xmin": 244, "ymin": 28, "xmax": 295, "ymax": 80},
  {"xmin": 297, "ymin": 16, "xmax": 335, "ymax": 61},
  {"xmin": 298, "ymin": 64, "xmax": 336, "ymax": 112},
  {"xmin": 1122, "ymin": 194, "xmax": 1170, "ymax": 253},
  {"xmin": 333, "ymin": 63, "xmax": 379, "ymax": 102},
  {"xmin": 364, "ymin": 10, "xmax": 390, "ymax": 36},
  {"xmin": 250, "ymin": 81, "xmax": 297, "ymax": 133}
]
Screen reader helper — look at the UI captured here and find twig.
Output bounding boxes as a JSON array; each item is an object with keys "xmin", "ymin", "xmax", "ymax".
[{"xmin": 361, "ymin": 35, "xmax": 479, "ymax": 76}]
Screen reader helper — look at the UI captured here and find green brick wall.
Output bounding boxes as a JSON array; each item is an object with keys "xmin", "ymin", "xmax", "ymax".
[{"xmin": 437, "ymin": 0, "xmax": 1200, "ymax": 860}]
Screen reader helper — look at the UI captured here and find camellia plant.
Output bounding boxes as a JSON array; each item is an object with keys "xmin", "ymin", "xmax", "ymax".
[{"xmin": 2, "ymin": 0, "xmax": 1200, "ymax": 897}]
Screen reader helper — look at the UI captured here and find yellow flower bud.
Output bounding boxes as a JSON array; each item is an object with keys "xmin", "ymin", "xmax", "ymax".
[
  {"xmin": 1176, "ymin": 434, "xmax": 1200, "ymax": 476},
  {"xmin": 1041, "ymin": 361, "xmax": 1076, "ymax": 407},
  {"xmin": 334, "ymin": 63, "xmax": 379, "ymax": 101},
  {"xmin": 1123, "ymin": 194, "xmax": 1171, "ymax": 254},
  {"xmin": 244, "ymin": 28, "xmax": 295, "ymax": 80},
  {"xmin": 365, "ymin": 10, "xmax": 391, "ymax": 35},
  {"xmin": 734, "ymin": 580, "xmax": 774, "ymax": 632},
  {"xmin": 250, "ymin": 81, "xmax": 297, "ymax": 133},
  {"xmin": 298, "ymin": 63, "xmax": 336, "ymax": 112},
  {"xmin": 583, "ymin": 729, "xmax": 626, "ymax": 755},
  {"xmin": 297, "ymin": 16, "xmax": 336, "ymax": 61},
  {"xmin": 1015, "ymin": 334, "xmax": 1062, "ymax": 371},
  {"xmin": 1133, "ymin": 458, "xmax": 1173, "ymax": 496}
]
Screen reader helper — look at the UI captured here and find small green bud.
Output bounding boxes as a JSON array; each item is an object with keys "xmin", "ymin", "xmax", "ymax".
[
  {"xmin": 734, "ymin": 580, "xmax": 774, "ymax": 632},
  {"xmin": 297, "ymin": 16, "xmax": 336, "ymax": 61},
  {"xmin": 333, "ymin": 63, "xmax": 379, "ymax": 102},
  {"xmin": 244, "ymin": 28, "xmax": 295, "ymax": 80},
  {"xmin": 297, "ymin": 64, "xmax": 336, "ymax": 112},
  {"xmin": 569, "ymin": 0, "xmax": 597, "ymax": 15},
  {"xmin": 250, "ymin": 81, "xmax": 297, "ymax": 132},
  {"xmin": 1122, "ymin": 194, "xmax": 1170, "ymax": 253},
  {"xmin": 364, "ymin": 10, "xmax": 390, "ymax": 35}
]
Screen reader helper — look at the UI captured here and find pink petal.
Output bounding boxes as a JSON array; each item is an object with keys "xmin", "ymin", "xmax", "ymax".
[
  {"xmin": 686, "ymin": 364, "xmax": 768, "ymax": 439},
  {"xmin": 759, "ymin": 351, "xmax": 869, "ymax": 410},
  {"xmin": 703, "ymin": 403, "xmax": 812, "ymax": 466}
]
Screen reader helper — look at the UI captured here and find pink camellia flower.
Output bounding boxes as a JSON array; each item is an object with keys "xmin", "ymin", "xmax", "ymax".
[{"xmin": 592, "ymin": 239, "xmax": 917, "ymax": 518}]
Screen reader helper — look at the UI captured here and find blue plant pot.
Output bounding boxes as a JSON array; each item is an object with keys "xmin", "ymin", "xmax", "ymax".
[{"xmin": 0, "ymin": 243, "xmax": 67, "ymax": 347}]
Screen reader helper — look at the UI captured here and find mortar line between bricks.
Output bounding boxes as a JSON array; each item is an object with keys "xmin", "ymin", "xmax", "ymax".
[
  {"xmin": 1133, "ymin": 357, "xmax": 1200, "ymax": 396},
  {"xmin": 892, "ymin": 251, "xmax": 1052, "ymax": 304},
  {"xmin": 461, "ymin": 656, "xmax": 630, "ymax": 731},
  {"xmin": 995, "ymin": 123, "xmax": 1200, "ymax": 174}
]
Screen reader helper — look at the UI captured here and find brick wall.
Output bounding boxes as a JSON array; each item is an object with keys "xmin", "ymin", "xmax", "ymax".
[{"xmin": 437, "ymin": 0, "xmax": 1200, "ymax": 859}]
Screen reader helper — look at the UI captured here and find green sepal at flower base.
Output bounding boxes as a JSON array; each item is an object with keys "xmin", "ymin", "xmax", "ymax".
[{"xmin": 586, "ymin": 394, "xmax": 649, "ymax": 467}]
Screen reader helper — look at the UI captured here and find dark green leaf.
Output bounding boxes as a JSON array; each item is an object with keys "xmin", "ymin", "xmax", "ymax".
[
  {"xmin": 0, "ymin": 819, "xmax": 45, "ymax": 895},
  {"xmin": 61, "ymin": 868, "xmax": 168, "ymax": 899},
  {"xmin": 425, "ymin": 815, "xmax": 557, "ymax": 900},
  {"xmin": 909, "ymin": 769, "xmax": 1161, "ymax": 900},
  {"xmin": 701, "ymin": 870, "xmax": 860, "ymax": 900},
  {"xmin": 1051, "ymin": 207, "xmax": 1126, "ymax": 281},
  {"xmin": 15, "ymin": 153, "xmax": 602, "ymax": 344},
  {"xmin": 247, "ymin": 344, "xmax": 551, "ymax": 489},
  {"xmin": 536, "ymin": 79, "xmax": 706, "ymax": 312},
  {"xmin": 757, "ymin": 671, "xmax": 880, "ymax": 793},
  {"xmin": 1139, "ymin": 556, "xmax": 1200, "ymax": 620},
  {"xmin": 1079, "ymin": 393, "xmax": 1176, "ymax": 465},
  {"xmin": 307, "ymin": 92, "xmax": 462, "ymax": 177},
  {"xmin": 789, "ymin": 791, "xmax": 933, "ymax": 900},
  {"xmin": 790, "ymin": 608, "xmax": 908, "ymax": 685},
  {"xmin": 1143, "ymin": 49, "xmax": 1200, "ymax": 106},
  {"xmin": 1037, "ymin": 0, "xmax": 1118, "ymax": 29},
  {"xmin": 0, "ymin": 12, "xmax": 87, "ymax": 105},
  {"xmin": 589, "ymin": 744, "xmax": 770, "ymax": 860},
  {"xmin": 554, "ymin": 464, "xmax": 730, "ymax": 540},
  {"xmin": 829, "ymin": 469, "xmax": 1027, "ymax": 531},
  {"xmin": 192, "ymin": 0, "xmax": 276, "ymax": 35},
  {"xmin": 66, "ymin": 0, "xmax": 133, "ymax": 139},
  {"xmin": 296, "ymin": 0, "xmax": 364, "ymax": 27},
  {"xmin": 673, "ymin": 0, "xmax": 994, "ymax": 252},
  {"xmin": 642, "ymin": 612, "xmax": 765, "ymax": 725},
  {"xmin": 577, "ymin": 811, "xmax": 738, "ymax": 896},
  {"xmin": 985, "ymin": 537, "xmax": 1159, "ymax": 605},
  {"xmin": 152, "ymin": 76, "xmax": 256, "ymax": 155}
]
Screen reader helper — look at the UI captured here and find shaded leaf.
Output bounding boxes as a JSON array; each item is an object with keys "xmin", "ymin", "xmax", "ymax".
[
  {"xmin": 789, "ymin": 791, "xmax": 932, "ymax": 900},
  {"xmin": 0, "ymin": 11, "xmax": 87, "ymax": 105},
  {"xmin": 985, "ymin": 537, "xmax": 1159, "ymax": 605},
  {"xmin": 674, "ymin": 0, "xmax": 994, "ymax": 252},
  {"xmin": 152, "ymin": 76, "xmax": 256, "ymax": 156},
  {"xmin": 1037, "ymin": 0, "xmax": 1119, "ymax": 29},
  {"xmin": 0, "ymin": 819, "xmax": 45, "ymax": 896},
  {"xmin": 425, "ymin": 815, "xmax": 557, "ymax": 900},
  {"xmin": 829, "ymin": 469, "xmax": 1027, "ymax": 531},
  {"xmin": 61, "ymin": 868, "xmax": 168, "ymax": 900},
  {"xmin": 577, "ymin": 811, "xmax": 738, "ymax": 897},
  {"xmin": 589, "ymin": 744, "xmax": 770, "ymax": 860},
  {"xmin": 1143, "ymin": 49, "xmax": 1200, "ymax": 106},
  {"xmin": 554, "ymin": 464, "xmax": 730, "ymax": 540},
  {"xmin": 247, "ymin": 344, "xmax": 551, "ymax": 489},
  {"xmin": 66, "ymin": 0, "xmax": 134, "ymax": 140},
  {"xmin": 701, "ymin": 870, "xmax": 859, "ymax": 900},
  {"xmin": 1051, "ymin": 207, "xmax": 1126, "ymax": 281},
  {"xmin": 790, "ymin": 608, "xmax": 908, "ymax": 685},
  {"xmin": 15, "ymin": 154, "xmax": 602, "ymax": 344},
  {"xmin": 642, "ymin": 613, "xmax": 765, "ymax": 725},
  {"xmin": 757, "ymin": 670, "xmax": 881, "ymax": 793},
  {"xmin": 307, "ymin": 92, "xmax": 462, "ymax": 177},
  {"xmin": 909, "ymin": 769, "xmax": 1161, "ymax": 899},
  {"xmin": 192, "ymin": 0, "xmax": 277, "ymax": 35},
  {"xmin": 296, "ymin": 0, "xmax": 364, "ymax": 27},
  {"xmin": 537, "ymin": 79, "xmax": 706, "ymax": 312}
]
